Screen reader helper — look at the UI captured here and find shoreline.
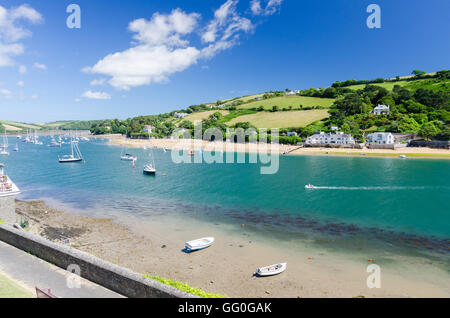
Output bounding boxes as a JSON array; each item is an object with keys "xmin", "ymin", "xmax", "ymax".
[
  {"xmin": 93, "ymin": 134, "xmax": 450, "ymax": 159},
  {"xmin": 16, "ymin": 199, "xmax": 450, "ymax": 298}
]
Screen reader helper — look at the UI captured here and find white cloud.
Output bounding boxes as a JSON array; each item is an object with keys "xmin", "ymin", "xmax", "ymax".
[
  {"xmin": 17, "ymin": 80, "xmax": 24, "ymax": 87},
  {"xmin": 85, "ymin": 1, "xmax": 276, "ymax": 91},
  {"xmin": 90, "ymin": 78, "xmax": 107, "ymax": 86},
  {"xmin": 250, "ymin": 0, "xmax": 283, "ymax": 16},
  {"xmin": 129, "ymin": 8, "xmax": 200, "ymax": 47},
  {"xmin": 0, "ymin": 43, "xmax": 24, "ymax": 67},
  {"xmin": 0, "ymin": 88, "xmax": 13, "ymax": 99},
  {"xmin": 18, "ymin": 65, "xmax": 26, "ymax": 74},
  {"xmin": 84, "ymin": 8, "xmax": 203, "ymax": 90},
  {"xmin": 33, "ymin": 62, "xmax": 47, "ymax": 70},
  {"xmin": 31, "ymin": 94, "xmax": 38, "ymax": 99},
  {"xmin": 201, "ymin": 0, "xmax": 253, "ymax": 46},
  {"xmin": 0, "ymin": 88, "xmax": 12, "ymax": 95},
  {"xmin": 82, "ymin": 90, "xmax": 111, "ymax": 100},
  {"xmin": 0, "ymin": 4, "xmax": 43, "ymax": 68},
  {"xmin": 250, "ymin": 0, "xmax": 262, "ymax": 15}
]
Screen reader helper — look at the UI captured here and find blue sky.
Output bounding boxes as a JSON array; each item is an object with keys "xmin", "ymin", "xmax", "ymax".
[{"xmin": 0, "ymin": 0, "xmax": 449, "ymax": 122}]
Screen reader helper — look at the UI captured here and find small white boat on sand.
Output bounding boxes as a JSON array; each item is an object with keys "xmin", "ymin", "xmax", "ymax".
[
  {"xmin": 305, "ymin": 184, "xmax": 316, "ymax": 189},
  {"xmin": 185, "ymin": 237, "xmax": 215, "ymax": 252},
  {"xmin": 256, "ymin": 263, "xmax": 287, "ymax": 277}
]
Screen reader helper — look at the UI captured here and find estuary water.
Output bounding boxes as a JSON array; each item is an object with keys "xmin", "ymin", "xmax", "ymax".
[{"xmin": 3, "ymin": 137, "xmax": 450, "ymax": 259}]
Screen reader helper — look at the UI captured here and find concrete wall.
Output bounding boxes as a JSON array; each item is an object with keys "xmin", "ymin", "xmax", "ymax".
[
  {"xmin": 368, "ymin": 143, "xmax": 407, "ymax": 150},
  {"xmin": 0, "ymin": 223, "xmax": 198, "ymax": 298},
  {"xmin": 0, "ymin": 196, "xmax": 16, "ymax": 224}
]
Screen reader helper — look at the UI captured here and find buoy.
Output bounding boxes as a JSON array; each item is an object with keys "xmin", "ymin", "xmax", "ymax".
[
  {"xmin": 368, "ymin": 258, "xmax": 373, "ymax": 262},
  {"xmin": 308, "ymin": 257, "xmax": 313, "ymax": 260},
  {"xmin": 241, "ymin": 224, "xmax": 245, "ymax": 228}
]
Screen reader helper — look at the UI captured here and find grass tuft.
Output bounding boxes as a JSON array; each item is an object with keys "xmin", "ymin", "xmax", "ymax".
[{"xmin": 143, "ymin": 275, "xmax": 226, "ymax": 298}]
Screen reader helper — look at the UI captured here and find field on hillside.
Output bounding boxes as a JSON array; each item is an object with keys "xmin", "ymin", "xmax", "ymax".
[
  {"xmin": 184, "ymin": 110, "xmax": 229, "ymax": 122},
  {"xmin": 1, "ymin": 124, "xmax": 22, "ymax": 131},
  {"xmin": 227, "ymin": 109, "xmax": 330, "ymax": 128},
  {"xmin": 238, "ymin": 95, "xmax": 335, "ymax": 110},
  {"xmin": 223, "ymin": 93, "xmax": 264, "ymax": 105},
  {"xmin": 44, "ymin": 121, "xmax": 73, "ymax": 128},
  {"xmin": 346, "ymin": 81, "xmax": 409, "ymax": 91},
  {"xmin": 0, "ymin": 120, "xmax": 42, "ymax": 131}
]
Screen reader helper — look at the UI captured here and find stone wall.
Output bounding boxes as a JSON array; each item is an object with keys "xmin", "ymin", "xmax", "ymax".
[
  {"xmin": 0, "ymin": 196, "xmax": 16, "ymax": 224},
  {"xmin": 0, "ymin": 223, "xmax": 198, "ymax": 298},
  {"xmin": 304, "ymin": 143, "xmax": 364, "ymax": 149}
]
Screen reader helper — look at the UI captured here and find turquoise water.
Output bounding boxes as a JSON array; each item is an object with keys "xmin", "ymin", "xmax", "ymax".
[{"xmin": 3, "ymin": 137, "xmax": 450, "ymax": 255}]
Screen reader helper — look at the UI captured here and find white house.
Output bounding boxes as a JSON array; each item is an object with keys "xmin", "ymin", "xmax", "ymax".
[
  {"xmin": 285, "ymin": 90, "xmax": 300, "ymax": 96},
  {"xmin": 306, "ymin": 132, "xmax": 356, "ymax": 145},
  {"xmin": 142, "ymin": 125, "xmax": 154, "ymax": 133},
  {"xmin": 366, "ymin": 132, "xmax": 395, "ymax": 145},
  {"xmin": 371, "ymin": 104, "xmax": 390, "ymax": 115},
  {"xmin": 174, "ymin": 112, "xmax": 188, "ymax": 119}
]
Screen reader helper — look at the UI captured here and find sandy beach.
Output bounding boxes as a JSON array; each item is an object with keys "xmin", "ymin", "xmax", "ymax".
[
  {"xmin": 94, "ymin": 134, "xmax": 450, "ymax": 159},
  {"xmin": 16, "ymin": 199, "xmax": 450, "ymax": 298}
]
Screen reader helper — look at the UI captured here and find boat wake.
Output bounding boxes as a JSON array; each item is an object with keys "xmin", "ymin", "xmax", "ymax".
[{"xmin": 307, "ymin": 186, "xmax": 439, "ymax": 190}]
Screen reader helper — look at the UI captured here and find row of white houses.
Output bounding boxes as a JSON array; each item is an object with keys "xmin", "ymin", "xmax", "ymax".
[
  {"xmin": 306, "ymin": 131, "xmax": 396, "ymax": 145},
  {"xmin": 306, "ymin": 132, "xmax": 356, "ymax": 145}
]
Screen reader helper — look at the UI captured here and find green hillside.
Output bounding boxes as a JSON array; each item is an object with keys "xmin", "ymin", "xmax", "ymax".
[
  {"xmin": 4, "ymin": 69, "xmax": 449, "ymax": 144},
  {"xmin": 238, "ymin": 95, "xmax": 335, "ymax": 110}
]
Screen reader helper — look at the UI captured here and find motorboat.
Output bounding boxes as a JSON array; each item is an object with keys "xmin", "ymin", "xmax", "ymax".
[
  {"xmin": 305, "ymin": 184, "xmax": 316, "ymax": 189},
  {"xmin": 0, "ymin": 164, "xmax": 21, "ymax": 197},
  {"xmin": 121, "ymin": 154, "xmax": 137, "ymax": 161}
]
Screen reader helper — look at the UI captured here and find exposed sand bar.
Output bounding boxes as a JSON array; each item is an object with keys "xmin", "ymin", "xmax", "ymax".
[
  {"xmin": 17, "ymin": 200, "xmax": 450, "ymax": 298},
  {"xmin": 94, "ymin": 134, "xmax": 450, "ymax": 159}
]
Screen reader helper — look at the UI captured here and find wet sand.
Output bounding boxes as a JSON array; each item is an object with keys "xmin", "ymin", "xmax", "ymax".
[
  {"xmin": 16, "ymin": 200, "xmax": 450, "ymax": 298},
  {"xmin": 94, "ymin": 134, "xmax": 450, "ymax": 159}
]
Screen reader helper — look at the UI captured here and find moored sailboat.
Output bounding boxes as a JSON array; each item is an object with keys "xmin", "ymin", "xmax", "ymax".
[
  {"xmin": 143, "ymin": 139, "xmax": 156, "ymax": 175},
  {"xmin": 58, "ymin": 139, "xmax": 83, "ymax": 163},
  {"xmin": 0, "ymin": 131, "xmax": 9, "ymax": 155}
]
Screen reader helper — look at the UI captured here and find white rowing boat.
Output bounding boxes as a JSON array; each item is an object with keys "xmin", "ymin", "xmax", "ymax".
[
  {"xmin": 256, "ymin": 263, "xmax": 287, "ymax": 277},
  {"xmin": 185, "ymin": 237, "xmax": 215, "ymax": 252}
]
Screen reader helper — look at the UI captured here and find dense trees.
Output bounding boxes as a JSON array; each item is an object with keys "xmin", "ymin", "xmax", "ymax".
[{"xmin": 326, "ymin": 77, "xmax": 449, "ymax": 140}]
